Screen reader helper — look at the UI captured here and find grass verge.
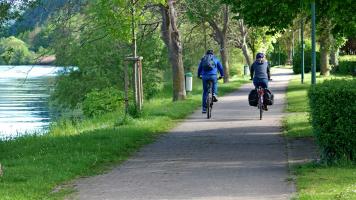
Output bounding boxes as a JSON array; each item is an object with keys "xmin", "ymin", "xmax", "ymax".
[
  {"xmin": 284, "ymin": 74, "xmax": 356, "ymax": 199},
  {"xmin": 294, "ymin": 163, "xmax": 356, "ymax": 200},
  {"xmin": 283, "ymin": 75, "xmax": 312, "ymax": 138},
  {"xmin": 0, "ymin": 77, "xmax": 248, "ymax": 200}
]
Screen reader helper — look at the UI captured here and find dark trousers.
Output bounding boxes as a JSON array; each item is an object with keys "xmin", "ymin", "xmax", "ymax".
[{"xmin": 202, "ymin": 75, "xmax": 218, "ymax": 110}]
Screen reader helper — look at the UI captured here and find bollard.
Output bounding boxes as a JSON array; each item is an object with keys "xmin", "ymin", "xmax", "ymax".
[
  {"xmin": 185, "ymin": 72, "xmax": 193, "ymax": 92},
  {"xmin": 244, "ymin": 65, "xmax": 250, "ymax": 76}
]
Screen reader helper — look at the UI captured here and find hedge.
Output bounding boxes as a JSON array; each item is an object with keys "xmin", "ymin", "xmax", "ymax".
[
  {"xmin": 333, "ymin": 56, "xmax": 356, "ymax": 75},
  {"xmin": 308, "ymin": 79, "xmax": 356, "ymax": 164}
]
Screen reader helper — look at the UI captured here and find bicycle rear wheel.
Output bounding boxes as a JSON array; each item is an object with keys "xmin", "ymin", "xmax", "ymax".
[
  {"xmin": 206, "ymin": 83, "xmax": 213, "ymax": 119},
  {"xmin": 259, "ymin": 94, "xmax": 263, "ymax": 120}
]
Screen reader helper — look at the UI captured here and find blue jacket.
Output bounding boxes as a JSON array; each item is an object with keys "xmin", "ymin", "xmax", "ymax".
[{"xmin": 197, "ymin": 55, "xmax": 224, "ymax": 77}]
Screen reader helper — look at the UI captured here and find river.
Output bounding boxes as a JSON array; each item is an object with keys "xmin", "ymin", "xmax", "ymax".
[{"xmin": 0, "ymin": 65, "xmax": 60, "ymax": 139}]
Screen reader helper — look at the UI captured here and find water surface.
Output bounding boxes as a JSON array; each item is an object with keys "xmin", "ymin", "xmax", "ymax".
[{"xmin": 0, "ymin": 65, "xmax": 60, "ymax": 139}]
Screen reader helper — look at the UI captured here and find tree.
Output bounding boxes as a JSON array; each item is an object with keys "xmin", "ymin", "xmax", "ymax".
[
  {"xmin": 9, "ymin": 0, "xmax": 69, "ymax": 35},
  {"xmin": 159, "ymin": 0, "xmax": 186, "ymax": 100},
  {"xmin": 246, "ymin": 27, "xmax": 270, "ymax": 62},
  {"xmin": 185, "ymin": 0, "xmax": 231, "ymax": 83},
  {"xmin": 0, "ymin": 36, "xmax": 36, "ymax": 65},
  {"xmin": 49, "ymin": 0, "xmax": 169, "ymax": 109},
  {"xmin": 87, "ymin": 0, "xmax": 185, "ymax": 101},
  {"xmin": 0, "ymin": 0, "xmax": 38, "ymax": 27},
  {"xmin": 229, "ymin": 18, "xmax": 252, "ymax": 67},
  {"xmin": 224, "ymin": 0, "xmax": 356, "ymax": 76}
]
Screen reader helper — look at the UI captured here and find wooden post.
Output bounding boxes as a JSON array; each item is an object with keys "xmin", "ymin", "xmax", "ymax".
[
  {"xmin": 137, "ymin": 57, "xmax": 143, "ymax": 109},
  {"xmin": 124, "ymin": 60, "xmax": 129, "ymax": 115},
  {"xmin": 125, "ymin": 56, "xmax": 143, "ymax": 112},
  {"xmin": 133, "ymin": 59, "xmax": 138, "ymax": 111}
]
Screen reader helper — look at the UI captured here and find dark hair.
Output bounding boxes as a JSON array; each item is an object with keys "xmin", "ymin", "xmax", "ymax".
[
  {"xmin": 206, "ymin": 49, "xmax": 214, "ymax": 55},
  {"xmin": 256, "ymin": 52, "xmax": 265, "ymax": 59}
]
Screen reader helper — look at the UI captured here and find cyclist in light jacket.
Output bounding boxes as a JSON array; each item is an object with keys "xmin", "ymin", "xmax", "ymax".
[
  {"xmin": 250, "ymin": 52, "xmax": 272, "ymax": 110},
  {"xmin": 250, "ymin": 52, "xmax": 271, "ymax": 88}
]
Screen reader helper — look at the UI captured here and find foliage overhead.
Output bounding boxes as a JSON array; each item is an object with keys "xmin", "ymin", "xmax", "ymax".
[
  {"xmin": 223, "ymin": 0, "xmax": 299, "ymax": 33},
  {"xmin": 224, "ymin": 0, "xmax": 356, "ymax": 36},
  {"xmin": 0, "ymin": 0, "xmax": 38, "ymax": 27}
]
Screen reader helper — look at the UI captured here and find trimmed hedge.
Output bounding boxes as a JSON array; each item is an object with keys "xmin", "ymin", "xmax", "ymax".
[
  {"xmin": 308, "ymin": 79, "xmax": 356, "ymax": 164},
  {"xmin": 333, "ymin": 56, "xmax": 356, "ymax": 75}
]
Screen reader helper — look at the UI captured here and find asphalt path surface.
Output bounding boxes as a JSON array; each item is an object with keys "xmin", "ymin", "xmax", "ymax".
[{"xmin": 72, "ymin": 68, "xmax": 295, "ymax": 200}]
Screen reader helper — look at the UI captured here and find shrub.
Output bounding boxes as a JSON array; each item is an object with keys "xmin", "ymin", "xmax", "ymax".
[
  {"xmin": 292, "ymin": 41, "xmax": 320, "ymax": 74},
  {"xmin": 308, "ymin": 79, "xmax": 356, "ymax": 164},
  {"xmin": 50, "ymin": 70, "xmax": 114, "ymax": 109},
  {"xmin": 267, "ymin": 51, "xmax": 288, "ymax": 66},
  {"xmin": 333, "ymin": 56, "xmax": 356, "ymax": 75},
  {"xmin": 82, "ymin": 87, "xmax": 124, "ymax": 117}
]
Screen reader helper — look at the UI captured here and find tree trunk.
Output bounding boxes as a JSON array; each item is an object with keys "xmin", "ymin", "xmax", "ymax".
[
  {"xmin": 320, "ymin": 43, "xmax": 330, "ymax": 76},
  {"xmin": 238, "ymin": 19, "xmax": 251, "ymax": 67},
  {"xmin": 220, "ymin": 39, "xmax": 230, "ymax": 83},
  {"xmin": 242, "ymin": 43, "xmax": 251, "ymax": 67},
  {"xmin": 318, "ymin": 17, "xmax": 333, "ymax": 76},
  {"xmin": 208, "ymin": 5, "xmax": 230, "ymax": 83},
  {"xmin": 330, "ymin": 49, "xmax": 339, "ymax": 67},
  {"xmin": 209, "ymin": 27, "xmax": 230, "ymax": 83},
  {"xmin": 160, "ymin": 2, "xmax": 186, "ymax": 101}
]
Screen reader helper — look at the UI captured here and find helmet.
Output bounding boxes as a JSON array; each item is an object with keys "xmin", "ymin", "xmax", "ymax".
[
  {"xmin": 206, "ymin": 49, "xmax": 214, "ymax": 55},
  {"xmin": 256, "ymin": 52, "xmax": 265, "ymax": 59}
]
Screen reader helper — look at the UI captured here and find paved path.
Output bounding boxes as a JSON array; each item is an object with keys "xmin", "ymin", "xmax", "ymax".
[{"xmin": 72, "ymin": 68, "xmax": 295, "ymax": 200}]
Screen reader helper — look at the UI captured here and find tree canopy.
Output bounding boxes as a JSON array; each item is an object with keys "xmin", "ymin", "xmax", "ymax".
[{"xmin": 224, "ymin": 0, "xmax": 356, "ymax": 36}]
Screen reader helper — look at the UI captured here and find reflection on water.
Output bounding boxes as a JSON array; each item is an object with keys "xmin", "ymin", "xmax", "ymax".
[{"xmin": 0, "ymin": 65, "xmax": 61, "ymax": 139}]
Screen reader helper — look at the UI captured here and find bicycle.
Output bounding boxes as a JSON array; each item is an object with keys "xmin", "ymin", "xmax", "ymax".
[
  {"xmin": 204, "ymin": 76, "xmax": 222, "ymax": 119},
  {"xmin": 206, "ymin": 80, "xmax": 213, "ymax": 119},
  {"xmin": 257, "ymin": 86, "xmax": 265, "ymax": 120}
]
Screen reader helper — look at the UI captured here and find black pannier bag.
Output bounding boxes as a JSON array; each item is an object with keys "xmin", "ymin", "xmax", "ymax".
[
  {"xmin": 263, "ymin": 89, "xmax": 274, "ymax": 105},
  {"xmin": 248, "ymin": 89, "xmax": 258, "ymax": 106}
]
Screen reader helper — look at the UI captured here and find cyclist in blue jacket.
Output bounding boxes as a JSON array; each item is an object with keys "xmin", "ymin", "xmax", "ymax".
[{"xmin": 197, "ymin": 49, "xmax": 224, "ymax": 114}]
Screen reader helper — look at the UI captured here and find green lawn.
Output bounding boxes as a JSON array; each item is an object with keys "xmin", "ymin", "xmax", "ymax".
[
  {"xmin": 284, "ymin": 73, "xmax": 356, "ymax": 200},
  {"xmin": 283, "ymin": 75, "xmax": 313, "ymax": 138},
  {"xmin": 0, "ymin": 77, "xmax": 249, "ymax": 200},
  {"xmin": 283, "ymin": 113, "xmax": 312, "ymax": 138},
  {"xmin": 294, "ymin": 164, "xmax": 356, "ymax": 200}
]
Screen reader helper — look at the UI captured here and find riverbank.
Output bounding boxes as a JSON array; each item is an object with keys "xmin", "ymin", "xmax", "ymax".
[{"xmin": 0, "ymin": 77, "xmax": 249, "ymax": 199}]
